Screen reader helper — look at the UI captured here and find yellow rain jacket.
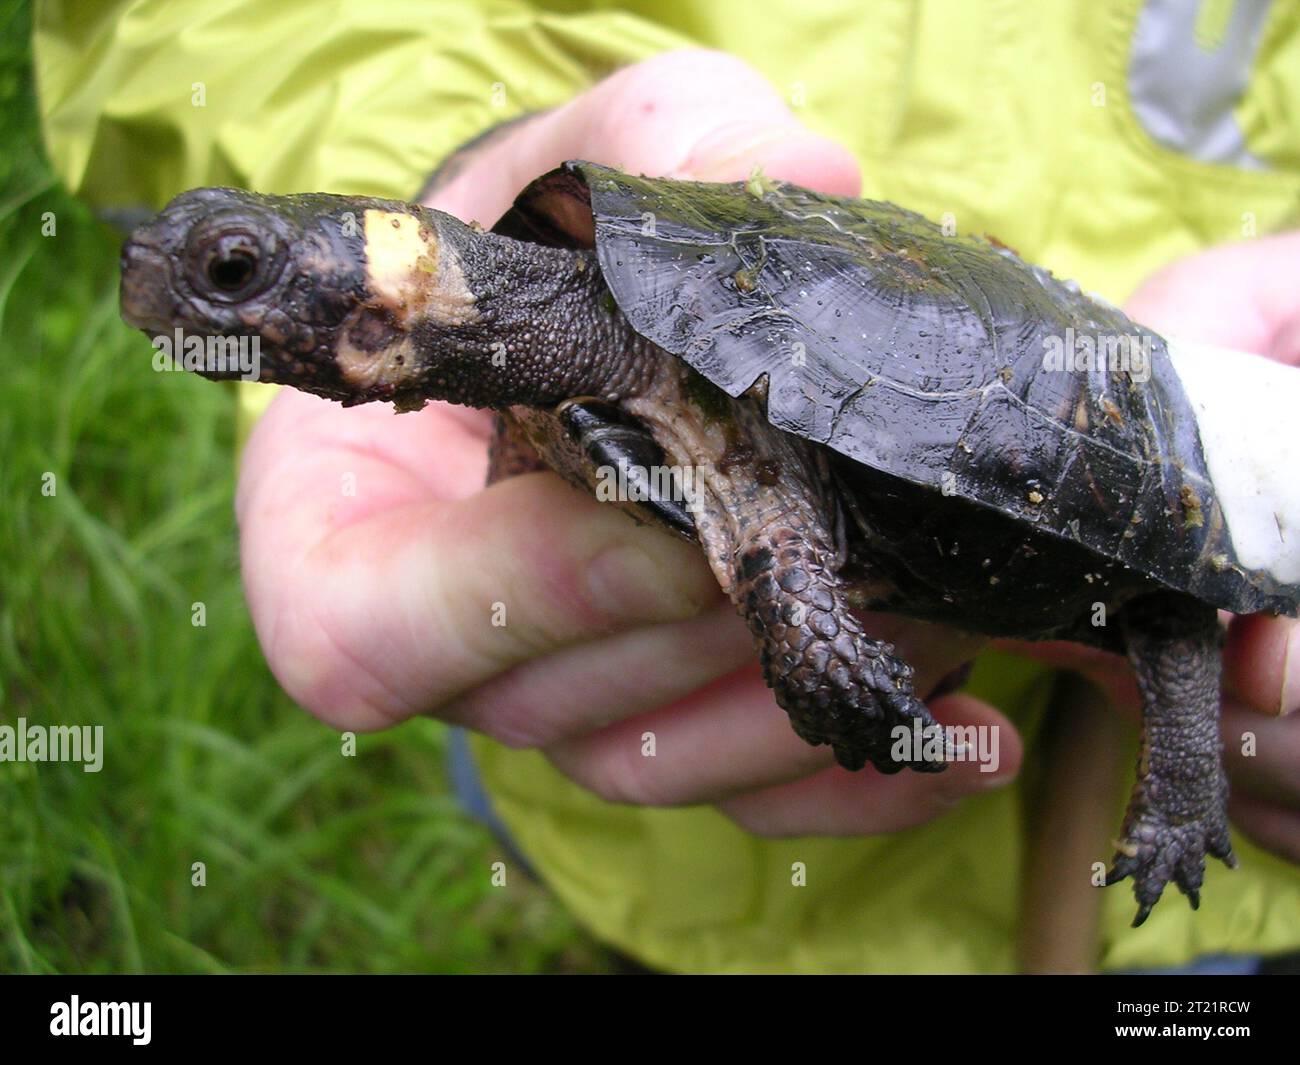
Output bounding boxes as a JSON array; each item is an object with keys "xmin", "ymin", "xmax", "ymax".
[{"xmin": 36, "ymin": 0, "xmax": 1300, "ymax": 972}]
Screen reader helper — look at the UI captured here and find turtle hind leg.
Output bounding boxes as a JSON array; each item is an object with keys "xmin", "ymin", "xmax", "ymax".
[{"xmin": 1108, "ymin": 592, "xmax": 1235, "ymax": 926}]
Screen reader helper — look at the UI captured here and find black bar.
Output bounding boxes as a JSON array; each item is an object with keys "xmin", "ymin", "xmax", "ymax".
[{"xmin": 0, "ymin": 973, "xmax": 1288, "ymax": 1050}]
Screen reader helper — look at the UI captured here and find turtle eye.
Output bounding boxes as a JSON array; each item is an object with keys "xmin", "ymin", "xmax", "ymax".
[
  {"xmin": 208, "ymin": 248, "xmax": 257, "ymax": 292},
  {"xmin": 191, "ymin": 228, "xmax": 276, "ymax": 302}
]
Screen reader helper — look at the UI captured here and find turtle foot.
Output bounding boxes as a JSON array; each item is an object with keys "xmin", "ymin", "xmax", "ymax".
[
  {"xmin": 794, "ymin": 646, "xmax": 950, "ymax": 776},
  {"xmin": 1105, "ymin": 803, "xmax": 1235, "ymax": 927}
]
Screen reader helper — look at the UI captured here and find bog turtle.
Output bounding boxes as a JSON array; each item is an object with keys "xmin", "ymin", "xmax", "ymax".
[{"xmin": 119, "ymin": 161, "xmax": 1300, "ymax": 925}]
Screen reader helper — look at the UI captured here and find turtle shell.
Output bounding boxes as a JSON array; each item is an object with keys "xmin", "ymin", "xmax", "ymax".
[{"xmin": 495, "ymin": 161, "xmax": 1297, "ymax": 617}]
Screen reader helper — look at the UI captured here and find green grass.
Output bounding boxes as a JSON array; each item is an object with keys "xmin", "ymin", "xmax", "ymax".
[{"xmin": 0, "ymin": 6, "xmax": 606, "ymax": 973}]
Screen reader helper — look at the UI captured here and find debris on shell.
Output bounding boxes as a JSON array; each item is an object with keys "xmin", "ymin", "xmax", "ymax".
[{"xmin": 745, "ymin": 166, "xmax": 778, "ymax": 199}]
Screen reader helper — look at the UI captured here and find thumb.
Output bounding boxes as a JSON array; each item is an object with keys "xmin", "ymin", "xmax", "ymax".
[
  {"xmin": 1125, "ymin": 230, "xmax": 1300, "ymax": 363},
  {"xmin": 674, "ymin": 117, "xmax": 861, "ymax": 193},
  {"xmin": 573, "ymin": 48, "xmax": 862, "ymax": 194},
  {"xmin": 251, "ymin": 467, "xmax": 719, "ymax": 733},
  {"xmin": 427, "ymin": 49, "xmax": 861, "ymax": 223}
]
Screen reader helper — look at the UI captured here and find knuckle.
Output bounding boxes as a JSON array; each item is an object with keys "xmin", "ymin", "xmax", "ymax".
[
  {"xmin": 571, "ymin": 736, "xmax": 672, "ymax": 806},
  {"xmin": 475, "ymin": 695, "xmax": 555, "ymax": 749}
]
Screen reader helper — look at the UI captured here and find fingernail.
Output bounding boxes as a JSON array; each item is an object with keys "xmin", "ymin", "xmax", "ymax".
[
  {"xmin": 683, "ymin": 125, "xmax": 796, "ymax": 181},
  {"xmin": 1281, "ymin": 625, "xmax": 1300, "ymax": 716},
  {"xmin": 935, "ymin": 770, "xmax": 1013, "ymax": 810}
]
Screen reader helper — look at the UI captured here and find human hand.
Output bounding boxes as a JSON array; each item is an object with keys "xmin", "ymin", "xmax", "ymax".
[
  {"xmin": 997, "ymin": 231, "xmax": 1300, "ymax": 864},
  {"xmin": 237, "ymin": 51, "xmax": 1022, "ymax": 840}
]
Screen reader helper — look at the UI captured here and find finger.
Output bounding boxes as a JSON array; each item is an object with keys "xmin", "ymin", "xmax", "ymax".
[
  {"xmin": 990, "ymin": 638, "xmax": 1141, "ymax": 716},
  {"xmin": 440, "ymin": 602, "xmax": 752, "ymax": 746},
  {"xmin": 425, "ymin": 49, "xmax": 861, "ymax": 223},
  {"xmin": 715, "ymin": 695, "xmax": 1023, "ymax": 836},
  {"xmin": 544, "ymin": 629, "xmax": 987, "ymax": 807},
  {"xmin": 445, "ymin": 601, "xmax": 982, "ymax": 753},
  {"xmin": 1125, "ymin": 230, "xmax": 1300, "ymax": 360},
  {"xmin": 853, "ymin": 614, "xmax": 987, "ymax": 694},
  {"xmin": 240, "ymin": 389, "xmax": 495, "ymax": 506},
  {"xmin": 1222, "ymin": 698, "xmax": 1300, "ymax": 808},
  {"xmin": 1001, "ymin": 614, "xmax": 1300, "ymax": 722},
  {"xmin": 1268, "ymin": 304, "xmax": 1300, "ymax": 365},
  {"xmin": 543, "ymin": 664, "xmax": 833, "ymax": 805},
  {"xmin": 1228, "ymin": 791, "xmax": 1300, "ymax": 866},
  {"xmin": 672, "ymin": 117, "xmax": 861, "ymax": 191},
  {"xmin": 239, "ymin": 401, "xmax": 718, "ymax": 731},
  {"xmin": 1224, "ymin": 613, "xmax": 1300, "ymax": 718}
]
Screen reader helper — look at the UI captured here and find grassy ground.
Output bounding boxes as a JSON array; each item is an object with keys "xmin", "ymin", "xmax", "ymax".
[{"xmin": 0, "ymin": 5, "xmax": 607, "ymax": 973}]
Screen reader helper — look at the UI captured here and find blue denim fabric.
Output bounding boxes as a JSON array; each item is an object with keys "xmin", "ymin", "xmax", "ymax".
[{"xmin": 446, "ymin": 727, "xmax": 535, "ymax": 877}]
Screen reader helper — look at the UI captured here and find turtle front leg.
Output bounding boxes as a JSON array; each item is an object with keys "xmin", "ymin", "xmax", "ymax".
[
  {"xmin": 667, "ymin": 412, "xmax": 946, "ymax": 774},
  {"xmin": 1108, "ymin": 592, "xmax": 1235, "ymax": 926},
  {"xmin": 729, "ymin": 514, "xmax": 947, "ymax": 774}
]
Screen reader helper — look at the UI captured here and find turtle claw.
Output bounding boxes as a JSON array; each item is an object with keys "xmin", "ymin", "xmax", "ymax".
[
  {"xmin": 841, "ymin": 684, "xmax": 949, "ymax": 776},
  {"xmin": 786, "ymin": 695, "xmax": 950, "ymax": 776},
  {"xmin": 1104, "ymin": 807, "xmax": 1235, "ymax": 925},
  {"xmin": 820, "ymin": 647, "xmax": 952, "ymax": 776}
]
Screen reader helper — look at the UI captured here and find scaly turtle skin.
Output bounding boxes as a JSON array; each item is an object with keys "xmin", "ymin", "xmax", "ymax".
[{"xmin": 120, "ymin": 163, "xmax": 1300, "ymax": 926}]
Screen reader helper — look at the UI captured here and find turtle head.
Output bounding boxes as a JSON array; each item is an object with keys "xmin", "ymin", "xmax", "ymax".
[
  {"xmin": 122, "ymin": 184, "xmax": 639, "ymax": 411},
  {"xmin": 120, "ymin": 187, "xmax": 474, "ymax": 406}
]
